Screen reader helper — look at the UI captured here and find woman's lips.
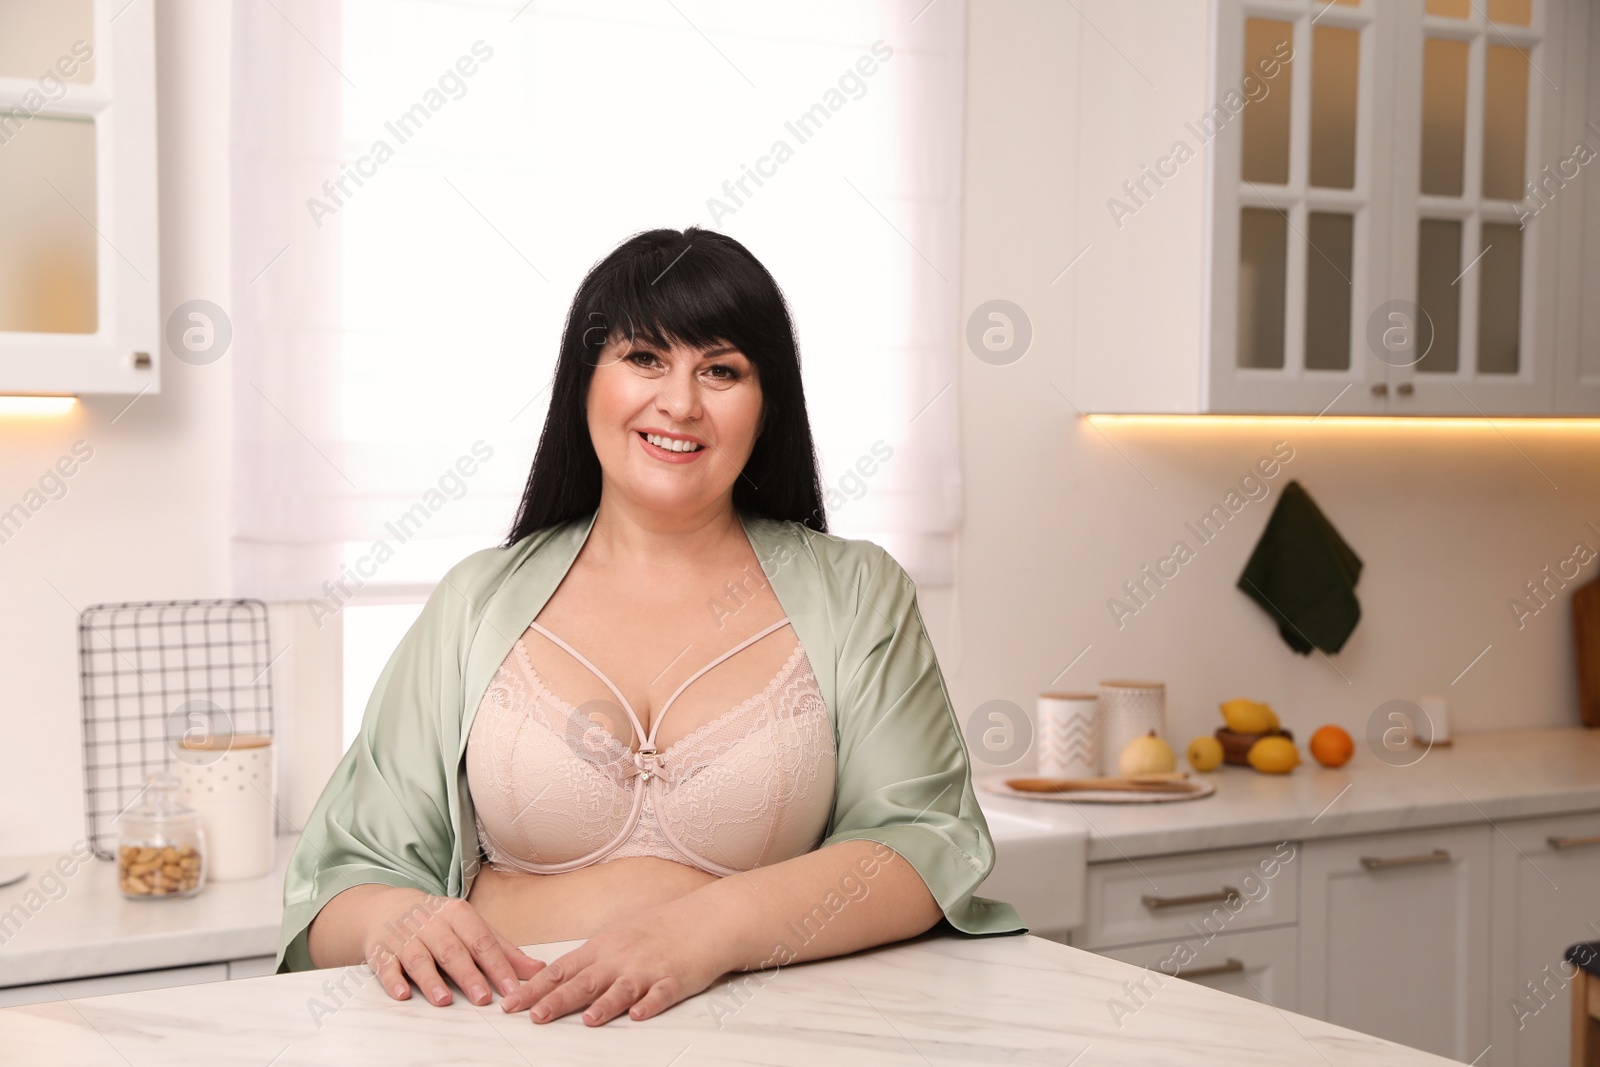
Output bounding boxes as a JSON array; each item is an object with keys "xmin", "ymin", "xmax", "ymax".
[{"xmin": 636, "ymin": 430, "xmax": 708, "ymax": 463}]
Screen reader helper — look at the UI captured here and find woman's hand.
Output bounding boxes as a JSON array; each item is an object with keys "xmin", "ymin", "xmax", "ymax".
[
  {"xmin": 500, "ymin": 900, "xmax": 731, "ymax": 1025},
  {"xmin": 358, "ymin": 885, "xmax": 545, "ymax": 1007}
]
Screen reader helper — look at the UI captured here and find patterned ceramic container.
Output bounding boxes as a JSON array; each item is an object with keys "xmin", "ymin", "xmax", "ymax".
[
  {"xmin": 1097, "ymin": 680, "xmax": 1166, "ymax": 775},
  {"xmin": 1036, "ymin": 693, "xmax": 1100, "ymax": 779}
]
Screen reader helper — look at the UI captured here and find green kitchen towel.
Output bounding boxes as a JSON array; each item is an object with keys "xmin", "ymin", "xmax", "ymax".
[{"xmin": 1237, "ymin": 480, "xmax": 1363, "ymax": 655}]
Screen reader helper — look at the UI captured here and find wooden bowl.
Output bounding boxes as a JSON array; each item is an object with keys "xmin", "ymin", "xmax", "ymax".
[{"xmin": 1215, "ymin": 727, "xmax": 1294, "ymax": 766}]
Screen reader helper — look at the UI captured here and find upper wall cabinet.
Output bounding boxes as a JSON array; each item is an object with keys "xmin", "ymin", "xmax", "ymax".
[
  {"xmin": 0, "ymin": 0, "xmax": 159, "ymax": 396},
  {"xmin": 1074, "ymin": 0, "xmax": 1599, "ymax": 415}
]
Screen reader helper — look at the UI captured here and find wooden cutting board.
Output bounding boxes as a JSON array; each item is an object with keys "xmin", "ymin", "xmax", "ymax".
[{"xmin": 1576, "ymin": 576, "xmax": 1600, "ymax": 727}]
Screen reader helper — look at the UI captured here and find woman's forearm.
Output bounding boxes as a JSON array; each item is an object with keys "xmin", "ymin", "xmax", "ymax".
[
  {"xmin": 308, "ymin": 883, "xmax": 394, "ymax": 968},
  {"xmin": 684, "ymin": 838, "xmax": 943, "ymax": 973}
]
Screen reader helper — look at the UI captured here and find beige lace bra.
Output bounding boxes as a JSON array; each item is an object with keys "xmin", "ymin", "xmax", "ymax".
[{"xmin": 465, "ymin": 616, "xmax": 837, "ymax": 877}]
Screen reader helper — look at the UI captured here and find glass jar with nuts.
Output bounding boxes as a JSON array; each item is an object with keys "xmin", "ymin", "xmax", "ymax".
[{"xmin": 115, "ymin": 774, "xmax": 205, "ymax": 899}]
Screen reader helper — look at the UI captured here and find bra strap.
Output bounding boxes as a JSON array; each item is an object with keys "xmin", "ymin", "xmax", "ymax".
[
  {"xmin": 526, "ymin": 615, "xmax": 794, "ymax": 750},
  {"xmin": 650, "ymin": 617, "xmax": 793, "ymax": 745},
  {"xmin": 524, "ymin": 620, "xmax": 649, "ymax": 743}
]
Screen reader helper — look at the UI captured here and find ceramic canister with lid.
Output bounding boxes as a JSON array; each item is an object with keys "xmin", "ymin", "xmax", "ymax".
[
  {"xmin": 175, "ymin": 734, "xmax": 275, "ymax": 881},
  {"xmin": 1035, "ymin": 692, "xmax": 1100, "ymax": 779},
  {"xmin": 1097, "ymin": 680, "xmax": 1166, "ymax": 775}
]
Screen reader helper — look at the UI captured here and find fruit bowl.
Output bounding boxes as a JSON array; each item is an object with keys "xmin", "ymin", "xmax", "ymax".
[{"xmin": 1214, "ymin": 727, "xmax": 1295, "ymax": 766}]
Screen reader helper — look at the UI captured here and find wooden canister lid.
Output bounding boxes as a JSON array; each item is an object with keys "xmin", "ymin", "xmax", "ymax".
[{"xmin": 177, "ymin": 734, "xmax": 272, "ymax": 752}]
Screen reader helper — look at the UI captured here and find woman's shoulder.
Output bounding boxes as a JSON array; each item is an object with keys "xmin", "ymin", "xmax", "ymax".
[
  {"xmin": 438, "ymin": 519, "xmax": 587, "ymax": 595},
  {"xmin": 744, "ymin": 514, "xmax": 912, "ymax": 591}
]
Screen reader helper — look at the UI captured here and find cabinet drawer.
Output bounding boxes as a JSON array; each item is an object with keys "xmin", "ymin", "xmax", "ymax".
[
  {"xmin": 1080, "ymin": 842, "xmax": 1300, "ymax": 950},
  {"xmin": 0, "ymin": 963, "xmax": 228, "ymax": 1008},
  {"xmin": 227, "ymin": 955, "xmax": 279, "ymax": 980},
  {"xmin": 1099, "ymin": 924, "xmax": 1299, "ymax": 1013}
]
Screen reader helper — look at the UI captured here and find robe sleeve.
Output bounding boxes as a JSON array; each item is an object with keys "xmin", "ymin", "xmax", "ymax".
[
  {"xmin": 275, "ymin": 570, "xmax": 474, "ymax": 973},
  {"xmin": 819, "ymin": 543, "xmax": 1028, "ymax": 937}
]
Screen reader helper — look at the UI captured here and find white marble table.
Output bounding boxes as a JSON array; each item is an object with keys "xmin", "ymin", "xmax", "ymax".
[{"xmin": 0, "ymin": 932, "xmax": 1454, "ymax": 1065}]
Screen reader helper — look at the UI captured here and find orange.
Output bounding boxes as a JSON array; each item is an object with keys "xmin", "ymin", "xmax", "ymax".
[{"xmin": 1310, "ymin": 725, "xmax": 1354, "ymax": 768}]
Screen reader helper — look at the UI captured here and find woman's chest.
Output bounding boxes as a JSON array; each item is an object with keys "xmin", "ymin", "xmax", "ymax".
[{"xmin": 528, "ymin": 568, "xmax": 796, "ymax": 749}]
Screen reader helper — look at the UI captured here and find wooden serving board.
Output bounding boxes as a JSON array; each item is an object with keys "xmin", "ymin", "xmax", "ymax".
[
  {"xmin": 1576, "ymin": 576, "xmax": 1600, "ymax": 728},
  {"xmin": 978, "ymin": 775, "xmax": 1216, "ymax": 804}
]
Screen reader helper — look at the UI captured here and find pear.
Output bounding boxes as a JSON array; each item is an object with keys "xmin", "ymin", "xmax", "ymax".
[{"xmin": 1118, "ymin": 730, "xmax": 1177, "ymax": 776}]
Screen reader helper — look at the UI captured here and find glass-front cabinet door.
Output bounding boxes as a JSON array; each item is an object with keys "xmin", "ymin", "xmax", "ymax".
[
  {"xmin": 1207, "ymin": 0, "xmax": 1586, "ymax": 415},
  {"xmin": 0, "ymin": 0, "xmax": 158, "ymax": 396},
  {"xmin": 1388, "ymin": 0, "xmax": 1555, "ymax": 414},
  {"xmin": 1210, "ymin": 0, "xmax": 1392, "ymax": 415}
]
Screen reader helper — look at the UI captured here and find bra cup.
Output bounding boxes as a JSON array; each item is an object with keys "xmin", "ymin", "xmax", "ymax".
[
  {"xmin": 467, "ymin": 659, "xmax": 635, "ymax": 867},
  {"xmin": 652, "ymin": 692, "xmax": 836, "ymax": 871}
]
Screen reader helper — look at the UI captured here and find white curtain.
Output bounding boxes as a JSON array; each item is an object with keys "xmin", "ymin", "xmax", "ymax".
[{"xmin": 230, "ymin": 0, "xmax": 966, "ymax": 600}]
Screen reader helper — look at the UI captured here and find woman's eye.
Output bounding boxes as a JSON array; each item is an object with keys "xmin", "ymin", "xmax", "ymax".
[
  {"xmin": 706, "ymin": 364, "xmax": 740, "ymax": 380},
  {"xmin": 626, "ymin": 351, "xmax": 661, "ymax": 368}
]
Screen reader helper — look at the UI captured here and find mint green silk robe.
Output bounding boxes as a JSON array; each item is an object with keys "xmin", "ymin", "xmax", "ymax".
[{"xmin": 276, "ymin": 508, "xmax": 1026, "ymax": 971}]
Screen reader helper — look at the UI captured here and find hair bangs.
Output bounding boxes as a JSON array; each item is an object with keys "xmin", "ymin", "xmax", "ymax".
[{"xmin": 584, "ymin": 237, "xmax": 764, "ymax": 359}]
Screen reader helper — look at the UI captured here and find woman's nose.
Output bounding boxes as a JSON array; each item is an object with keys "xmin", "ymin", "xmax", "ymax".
[{"xmin": 655, "ymin": 365, "xmax": 702, "ymax": 421}]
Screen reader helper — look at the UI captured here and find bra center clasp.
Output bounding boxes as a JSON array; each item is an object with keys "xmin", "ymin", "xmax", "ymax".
[{"xmin": 632, "ymin": 744, "xmax": 664, "ymax": 781}]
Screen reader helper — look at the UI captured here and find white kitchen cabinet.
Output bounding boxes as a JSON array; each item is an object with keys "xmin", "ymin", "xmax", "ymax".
[
  {"xmin": 1072, "ymin": 0, "xmax": 1598, "ymax": 415},
  {"xmin": 1487, "ymin": 810, "xmax": 1600, "ymax": 1067},
  {"xmin": 0, "ymin": 962, "xmax": 228, "ymax": 1008},
  {"xmin": 0, "ymin": 0, "xmax": 161, "ymax": 395},
  {"xmin": 1299, "ymin": 823, "xmax": 1493, "ymax": 1061},
  {"xmin": 1100, "ymin": 924, "xmax": 1300, "ymax": 1013},
  {"xmin": 0, "ymin": 955, "xmax": 279, "ymax": 1008},
  {"xmin": 227, "ymin": 955, "xmax": 279, "ymax": 980}
]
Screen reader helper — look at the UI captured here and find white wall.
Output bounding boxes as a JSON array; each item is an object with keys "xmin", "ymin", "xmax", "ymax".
[
  {"xmin": 933, "ymin": 0, "xmax": 1600, "ymax": 778},
  {"xmin": 0, "ymin": 1, "xmax": 341, "ymax": 857},
  {"xmin": 3, "ymin": 0, "xmax": 1598, "ymax": 856}
]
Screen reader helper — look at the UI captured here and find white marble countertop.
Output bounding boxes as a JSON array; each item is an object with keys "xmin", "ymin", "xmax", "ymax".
[
  {"xmin": 0, "ymin": 836, "xmax": 294, "ymax": 988},
  {"xmin": 0, "ymin": 931, "xmax": 1455, "ymax": 1065},
  {"xmin": 976, "ymin": 726, "xmax": 1600, "ymax": 863},
  {"xmin": 5, "ymin": 726, "xmax": 1594, "ymax": 994}
]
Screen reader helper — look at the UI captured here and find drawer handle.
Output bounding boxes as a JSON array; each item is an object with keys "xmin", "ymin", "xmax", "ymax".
[
  {"xmin": 1141, "ymin": 887, "xmax": 1241, "ymax": 910},
  {"xmin": 1548, "ymin": 834, "xmax": 1600, "ymax": 850},
  {"xmin": 1179, "ymin": 958, "xmax": 1246, "ymax": 980},
  {"xmin": 1360, "ymin": 849, "xmax": 1450, "ymax": 871}
]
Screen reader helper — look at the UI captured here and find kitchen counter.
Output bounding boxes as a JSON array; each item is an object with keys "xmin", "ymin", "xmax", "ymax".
[
  {"xmin": 0, "ymin": 836, "xmax": 294, "ymax": 987},
  {"xmin": 6, "ymin": 726, "xmax": 1595, "ymax": 996},
  {"xmin": 0, "ymin": 930, "xmax": 1454, "ymax": 1065},
  {"xmin": 976, "ymin": 726, "xmax": 1600, "ymax": 863}
]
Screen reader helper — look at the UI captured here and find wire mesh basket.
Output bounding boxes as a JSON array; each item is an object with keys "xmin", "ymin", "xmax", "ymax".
[{"xmin": 78, "ymin": 599, "xmax": 279, "ymax": 859}]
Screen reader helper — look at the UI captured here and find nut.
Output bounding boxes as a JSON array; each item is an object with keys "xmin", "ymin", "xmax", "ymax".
[{"xmin": 119, "ymin": 842, "xmax": 202, "ymax": 897}]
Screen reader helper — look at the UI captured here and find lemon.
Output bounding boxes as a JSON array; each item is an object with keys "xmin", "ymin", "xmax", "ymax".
[
  {"xmin": 1221, "ymin": 698, "xmax": 1276, "ymax": 735},
  {"xmin": 1247, "ymin": 736, "xmax": 1300, "ymax": 774},
  {"xmin": 1118, "ymin": 730, "xmax": 1177, "ymax": 776},
  {"xmin": 1186, "ymin": 736, "xmax": 1224, "ymax": 772}
]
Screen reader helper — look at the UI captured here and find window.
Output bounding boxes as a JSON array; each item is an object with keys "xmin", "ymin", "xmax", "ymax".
[{"xmin": 227, "ymin": 1, "xmax": 969, "ymax": 735}]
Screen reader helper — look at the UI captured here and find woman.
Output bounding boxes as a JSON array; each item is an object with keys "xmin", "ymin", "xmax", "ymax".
[{"xmin": 277, "ymin": 226, "xmax": 1025, "ymax": 1027}]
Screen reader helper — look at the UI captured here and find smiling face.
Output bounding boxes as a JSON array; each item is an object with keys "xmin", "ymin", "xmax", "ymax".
[{"xmin": 586, "ymin": 331, "xmax": 765, "ymax": 518}]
